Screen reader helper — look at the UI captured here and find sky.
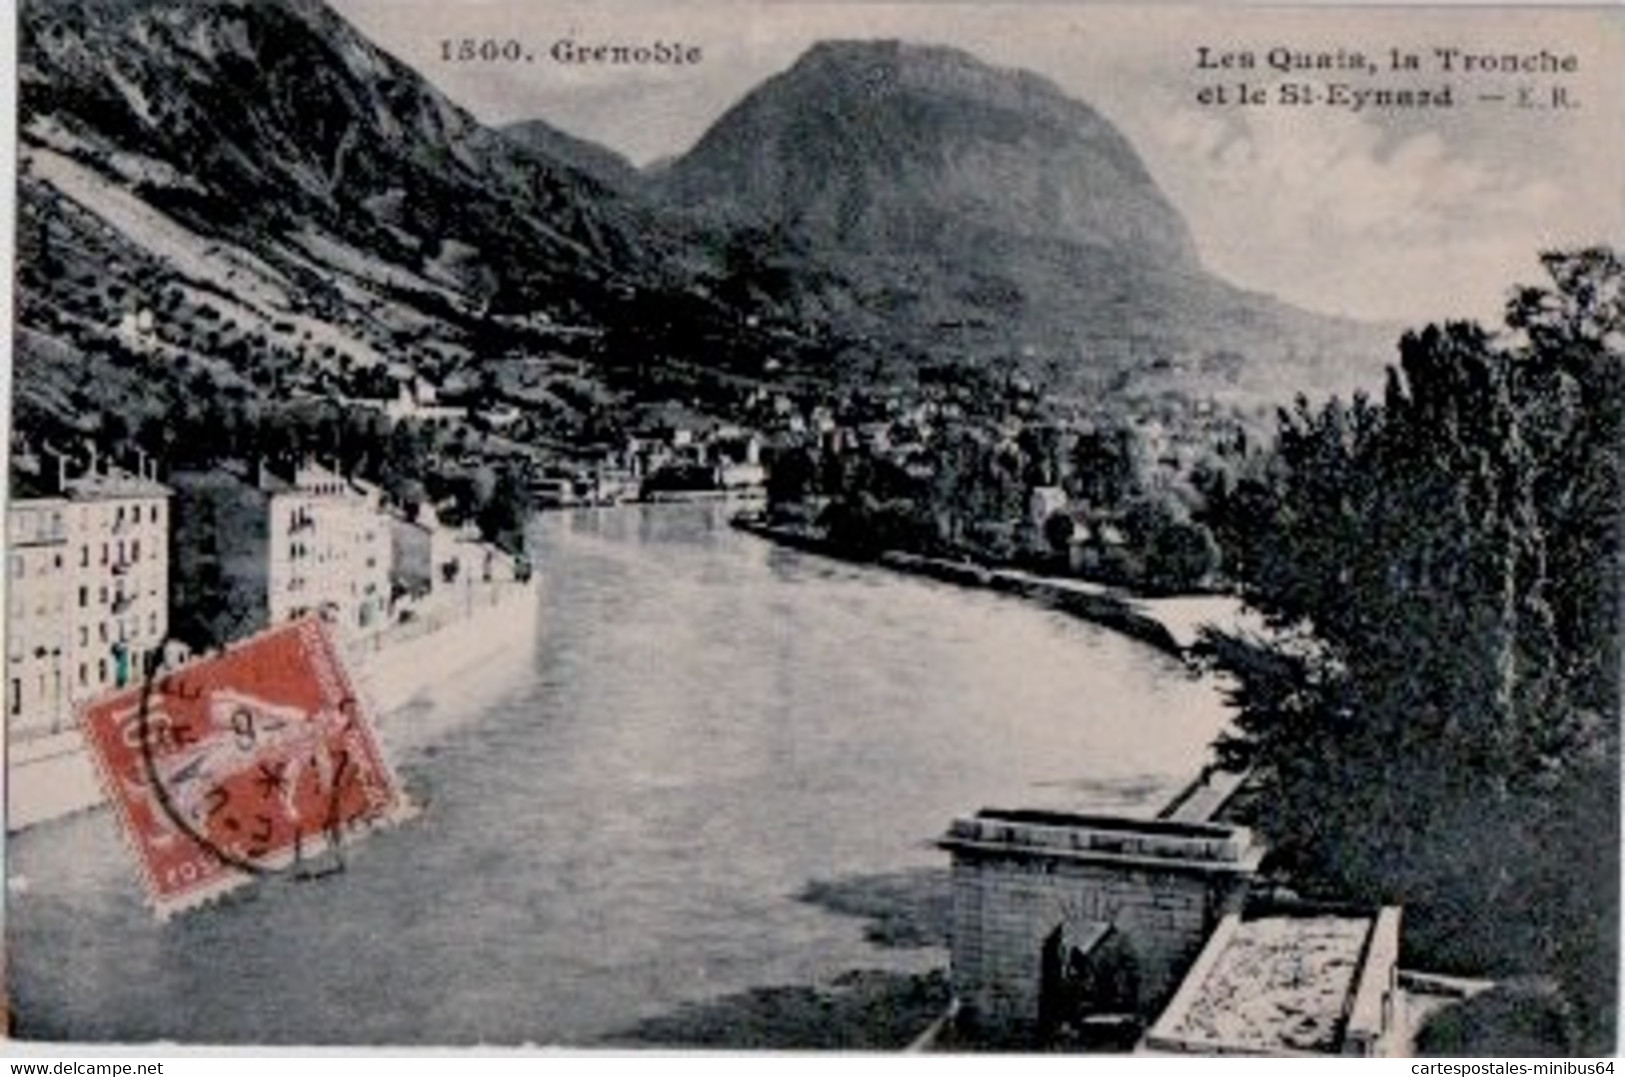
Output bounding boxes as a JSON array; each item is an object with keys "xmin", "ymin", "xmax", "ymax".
[{"xmin": 330, "ymin": 0, "xmax": 1625, "ymax": 326}]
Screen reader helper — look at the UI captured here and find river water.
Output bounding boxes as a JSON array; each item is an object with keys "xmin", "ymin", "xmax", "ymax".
[{"xmin": 7, "ymin": 503, "xmax": 1231, "ymax": 1045}]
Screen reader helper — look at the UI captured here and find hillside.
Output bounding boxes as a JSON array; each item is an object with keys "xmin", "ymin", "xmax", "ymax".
[
  {"xmin": 12, "ymin": 0, "xmax": 752, "ymax": 454},
  {"xmin": 503, "ymin": 119, "xmax": 642, "ymax": 193}
]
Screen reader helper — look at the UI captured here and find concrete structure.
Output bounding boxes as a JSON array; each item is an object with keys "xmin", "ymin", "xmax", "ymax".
[
  {"xmin": 1144, "ymin": 905, "xmax": 1404, "ymax": 1056},
  {"xmin": 6, "ymin": 463, "xmax": 171, "ymax": 740},
  {"xmin": 169, "ymin": 461, "xmax": 390, "ymax": 649},
  {"xmin": 940, "ymin": 808, "xmax": 1264, "ymax": 1043}
]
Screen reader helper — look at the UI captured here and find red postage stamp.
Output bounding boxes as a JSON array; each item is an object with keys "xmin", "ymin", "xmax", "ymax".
[{"xmin": 79, "ymin": 617, "xmax": 404, "ymax": 918}]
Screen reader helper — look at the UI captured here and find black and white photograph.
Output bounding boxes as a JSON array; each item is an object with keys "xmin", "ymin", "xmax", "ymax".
[{"xmin": 3, "ymin": 0, "xmax": 1622, "ymax": 1057}]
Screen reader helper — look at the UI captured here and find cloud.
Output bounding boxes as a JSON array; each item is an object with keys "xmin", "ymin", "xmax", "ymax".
[{"xmin": 1150, "ymin": 102, "xmax": 1576, "ymax": 322}]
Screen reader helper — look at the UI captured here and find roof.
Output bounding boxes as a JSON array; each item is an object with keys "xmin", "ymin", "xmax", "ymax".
[
  {"xmin": 62, "ymin": 466, "xmax": 171, "ymax": 501},
  {"xmin": 941, "ymin": 809, "xmax": 1264, "ymax": 874},
  {"xmin": 288, "ymin": 461, "xmax": 350, "ymax": 494},
  {"xmin": 7, "ymin": 468, "xmax": 63, "ymax": 502},
  {"xmin": 1145, "ymin": 907, "xmax": 1401, "ymax": 1055},
  {"xmin": 169, "ymin": 461, "xmax": 362, "ymax": 501}
]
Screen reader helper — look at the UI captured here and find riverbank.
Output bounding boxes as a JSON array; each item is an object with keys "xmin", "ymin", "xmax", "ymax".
[
  {"xmin": 603, "ymin": 866, "xmax": 953, "ymax": 1049},
  {"xmin": 535, "ymin": 486, "xmax": 768, "ymax": 510},
  {"xmin": 731, "ymin": 516, "xmax": 1257, "ymax": 661},
  {"xmin": 5, "ymin": 577, "xmax": 540, "ymax": 833}
]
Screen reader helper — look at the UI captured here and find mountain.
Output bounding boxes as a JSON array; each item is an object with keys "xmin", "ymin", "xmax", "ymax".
[
  {"xmin": 12, "ymin": 0, "xmax": 781, "ymax": 454},
  {"xmin": 653, "ymin": 39, "xmax": 1394, "ymax": 397},
  {"xmin": 23, "ymin": 0, "xmax": 675, "ymax": 294},
  {"xmin": 658, "ymin": 40, "xmax": 1197, "ymax": 268},
  {"xmin": 13, "ymin": 0, "xmax": 686, "ymax": 392},
  {"xmin": 503, "ymin": 119, "xmax": 641, "ymax": 193},
  {"xmin": 12, "ymin": 3, "xmax": 1393, "ymax": 466}
]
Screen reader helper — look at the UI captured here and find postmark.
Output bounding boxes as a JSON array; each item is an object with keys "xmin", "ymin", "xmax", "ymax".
[{"xmin": 79, "ymin": 617, "xmax": 405, "ymax": 919}]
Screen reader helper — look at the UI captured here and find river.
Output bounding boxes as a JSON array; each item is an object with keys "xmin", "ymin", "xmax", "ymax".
[{"xmin": 6, "ymin": 503, "xmax": 1232, "ymax": 1046}]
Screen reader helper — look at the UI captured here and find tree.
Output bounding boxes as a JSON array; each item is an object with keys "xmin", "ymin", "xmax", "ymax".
[
  {"xmin": 1204, "ymin": 249, "xmax": 1621, "ymax": 1052},
  {"xmin": 765, "ymin": 444, "xmax": 822, "ymax": 513},
  {"xmin": 1042, "ymin": 510, "xmax": 1076, "ymax": 555},
  {"xmin": 475, "ymin": 466, "xmax": 532, "ymax": 554},
  {"xmin": 1071, "ymin": 423, "xmax": 1144, "ymax": 510},
  {"xmin": 1143, "ymin": 518, "xmax": 1220, "ymax": 594}
]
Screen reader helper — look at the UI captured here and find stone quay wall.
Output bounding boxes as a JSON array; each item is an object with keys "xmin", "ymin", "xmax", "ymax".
[{"xmin": 941, "ymin": 811, "xmax": 1264, "ymax": 1042}]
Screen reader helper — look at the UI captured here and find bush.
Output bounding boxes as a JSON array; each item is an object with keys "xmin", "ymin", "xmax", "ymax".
[{"xmin": 1414, "ymin": 982, "xmax": 1576, "ymax": 1057}]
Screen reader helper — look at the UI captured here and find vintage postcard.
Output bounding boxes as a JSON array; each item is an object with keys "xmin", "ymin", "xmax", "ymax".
[{"xmin": 5, "ymin": 0, "xmax": 1621, "ymax": 1056}]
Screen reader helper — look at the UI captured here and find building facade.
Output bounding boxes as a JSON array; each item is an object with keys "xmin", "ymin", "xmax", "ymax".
[
  {"xmin": 6, "ymin": 464, "xmax": 171, "ymax": 738},
  {"xmin": 169, "ymin": 461, "xmax": 390, "ymax": 651},
  {"xmin": 7, "ymin": 496, "xmax": 69, "ymax": 737}
]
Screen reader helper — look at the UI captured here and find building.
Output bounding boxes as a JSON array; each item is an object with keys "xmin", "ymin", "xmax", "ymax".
[
  {"xmin": 1028, "ymin": 485, "xmax": 1069, "ymax": 531},
  {"xmin": 169, "ymin": 461, "xmax": 390, "ymax": 650},
  {"xmin": 938, "ymin": 769, "xmax": 1409, "ymax": 1055},
  {"xmin": 939, "ymin": 808, "xmax": 1264, "ymax": 1044},
  {"xmin": 6, "ymin": 493, "xmax": 69, "ymax": 737},
  {"xmin": 389, "ymin": 502, "xmax": 462, "ymax": 598},
  {"xmin": 6, "ymin": 461, "xmax": 171, "ymax": 738}
]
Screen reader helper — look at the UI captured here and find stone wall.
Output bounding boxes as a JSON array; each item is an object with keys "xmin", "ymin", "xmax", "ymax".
[{"xmin": 941, "ymin": 810, "xmax": 1263, "ymax": 1043}]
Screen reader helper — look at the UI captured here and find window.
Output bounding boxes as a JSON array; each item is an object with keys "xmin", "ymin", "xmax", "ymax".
[
  {"xmin": 79, "ymin": 627, "xmax": 88, "ymax": 647},
  {"xmin": 53, "ymin": 553, "xmax": 63, "ymax": 570},
  {"xmin": 78, "ymin": 586, "xmax": 88, "ymax": 608},
  {"xmin": 78, "ymin": 663, "xmax": 88, "ymax": 687},
  {"xmin": 101, "ymin": 543, "xmax": 109, "ymax": 565},
  {"xmin": 131, "ymin": 540, "xmax": 140, "ymax": 563},
  {"xmin": 149, "ymin": 612, "xmax": 158, "ymax": 635},
  {"xmin": 99, "ymin": 623, "xmax": 107, "ymax": 643},
  {"xmin": 80, "ymin": 546, "xmax": 89, "ymax": 568},
  {"xmin": 98, "ymin": 659, "xmax": 107, "ymax": 684},
  {"xmin": 9, "ymin": 679, "xmax": 19, "ymax": 716},
  {"xmin": 99, "ymin": 586, "xmax": 108, "ymax": 605}
]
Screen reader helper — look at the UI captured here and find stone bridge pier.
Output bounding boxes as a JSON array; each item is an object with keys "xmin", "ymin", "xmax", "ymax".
[{"xmin": 939, "ymin": 809, "xmax": 1265, "ymax": 1044}]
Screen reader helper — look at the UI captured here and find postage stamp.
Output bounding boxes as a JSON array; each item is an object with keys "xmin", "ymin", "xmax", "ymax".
[{"xmin": 78, "ymin": 617, "xmax": 404, "ymax": 918}]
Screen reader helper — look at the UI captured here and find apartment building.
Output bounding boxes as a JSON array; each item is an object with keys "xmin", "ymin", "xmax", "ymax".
[
  {"xmin": 6, "ymin": 462, "xmax": 171, "ymax": 737},
  {"xmin": 169, "ymin": 461, "xmax": 391, "ymax": 650}
]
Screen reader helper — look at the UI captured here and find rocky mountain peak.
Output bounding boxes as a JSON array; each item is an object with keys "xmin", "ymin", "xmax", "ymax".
[{"xmin": 656, "ymin": 37, "xmax": 1199, "ymax": 268}]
